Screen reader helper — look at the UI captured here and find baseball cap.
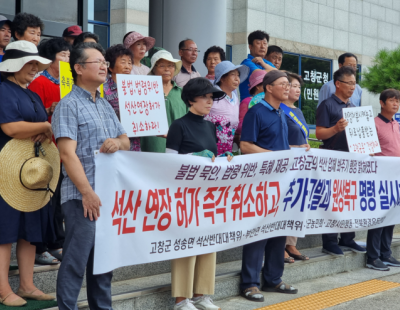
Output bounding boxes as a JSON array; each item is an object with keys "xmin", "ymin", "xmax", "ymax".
[
  {"xmin": 0, "ymin": 15, "xmax": 12, "ymax": 28},
  {"xmin": 62, "ymin": 25, "xmax": 82, "ymax": 38}
]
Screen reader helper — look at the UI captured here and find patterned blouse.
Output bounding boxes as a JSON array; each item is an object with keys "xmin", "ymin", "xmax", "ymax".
[{"xmin": 103, "ymin": 77, "xmax": 141, "ymax": 152}]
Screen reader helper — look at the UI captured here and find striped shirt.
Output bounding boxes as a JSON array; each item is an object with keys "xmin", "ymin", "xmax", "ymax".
[{"xmin": 52, "ymin": 85, "xmax": 126, "ymax": 204}]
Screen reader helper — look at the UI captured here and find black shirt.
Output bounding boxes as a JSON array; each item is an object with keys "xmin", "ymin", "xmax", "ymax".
[
  {"xmin": 316, "ymin": 94, "xmax": 355, "ymax": 151},
  {"xmin": 166, "ymin": 111, "xmax": 218, "ymax": 155}
]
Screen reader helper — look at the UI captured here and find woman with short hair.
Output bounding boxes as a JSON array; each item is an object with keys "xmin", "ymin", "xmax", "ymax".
[
  {"xmin": 167, "ymin": 77, "xmax": 232, "ymax": 310},
  {"xmin": 12, "ymin": 12, "xmax": 43, "ymax": 46},
  {"xmin": 281, "ymin": 72, "xmax": 310, "ymax": 263},
  {"xmin": 205, "ymin": 61, "xmax": 249, "ymax": 155},
  {"xmin": 203, "ymin": 45, "xmax": 226, "ymax": 83},
  {"xmin": 0, "ymin": 40, "xmax": 56, "ymax": 307},
  {"xmin": 28, "ymin": 37, "xmax": 71, "ymax": 265},
  {"xmin": 104, "ymin": 44, "xmax": 141, "ymax": 151},
  {"xmin": 123, "ymin": 31, "xmax": 155, "ymax": 75},
  {"xmin": 73, "ymin": 32, "xmax": 99, "ymax": 46}
]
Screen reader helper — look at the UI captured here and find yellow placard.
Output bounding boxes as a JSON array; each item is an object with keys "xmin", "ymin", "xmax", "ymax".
[{"xmin": 59, "ymin": 61, "xmax": 104, "ymax": 99}]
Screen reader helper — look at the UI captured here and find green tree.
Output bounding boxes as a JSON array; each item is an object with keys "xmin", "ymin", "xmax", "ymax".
[{"xmin": 361, "ymin": 48, "xmax": 400, "ymax": 94}]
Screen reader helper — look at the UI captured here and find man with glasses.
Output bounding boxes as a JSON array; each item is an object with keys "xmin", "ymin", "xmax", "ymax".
[
  {"xmin": 239, "ymin": 70, "xmax": 307, "ymax": 302},
  {"xmin": 318, "ymin": 53, "xmax": 362, "ymax": 107},
  {"xmin": 316, "ymin": 66, "xmax": 367, "ymax": 257},
  {"xmin": 52, "ymin": 42, "xmax": 129, "ymax": 310},
  {"xmin": 173, "ymin": 38, "xmax": 201, "ymax": 87}
]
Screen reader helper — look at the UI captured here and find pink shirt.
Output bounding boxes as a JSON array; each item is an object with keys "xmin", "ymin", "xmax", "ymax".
[
  {"xmin": 237, "ymin": 97, "xmax": 251, "ymax": 135},
  {"xmin": 374, "ymin": 114, "xmax": 400, "ymax": 157}
]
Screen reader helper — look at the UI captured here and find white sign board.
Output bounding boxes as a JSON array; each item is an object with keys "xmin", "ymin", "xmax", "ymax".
[
  {"xmin": 343, "ymin": 106, "xmax": 381, "ymax": 154},
  {"xmin": 116, "ymin": 74, "xmax": 168, "ymax": 137}
]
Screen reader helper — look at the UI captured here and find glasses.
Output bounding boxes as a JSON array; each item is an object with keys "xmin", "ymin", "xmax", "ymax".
[
  {"xmin": 271, "ymin": 82, "xmax": 291, "ymax": 89},
  {"xmin": 156, "ymin": 64, "xmax": 175, "ymax": 69},
  {"xmin": 338, "ymin": 80, "xmax": 356, "ymax": 86},
  {"xmin": 79, "ymin": 60, "xmax": 110, "ymax": 68},
  {"xmin": 181, "ymin": 49, "xmax": 200, "ymax": 53}
]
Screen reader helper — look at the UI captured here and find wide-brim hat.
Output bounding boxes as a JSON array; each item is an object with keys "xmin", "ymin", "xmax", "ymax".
[
  {"xmin": 0, "ymin": 139, "xmax": 60, "ymax": 212},
  {"xmin": 0, "ymin": 41, "xmax": 51, "ymax": 73},
  {"xmin": 123, "ymin": 31, "xmax": 156, "ymax": 52},
  {"xmin": 182, "ymin": 77, "xmax": 226, "ymax": 102},
  {"xmin": 249, "ymin": 70, "xmax": 267, "ymax": 91},
  {"xmin": 214, "ymin": 61, "xmax": 250, "ymax": 85},
  {"xmin": 148, "ymin": 50, "xmax": 182, "ymax": 77}
]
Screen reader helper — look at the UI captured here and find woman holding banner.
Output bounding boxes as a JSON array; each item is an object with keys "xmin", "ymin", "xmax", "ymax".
[
  {"xmin": 104, "ymin": 44, "xmax": 141, "ymax": 151},
  {"xmin": 141, "ymin": 50, "xmax": 188, "ymax": 153},
  {"xmin": 166, "ymin": 77, "xmax": 232, "ymax": 310},
  {"xmin": 28, "ymin": 38, "xmax": 71, "ymax": 265},
  {"xmin": 281, "ymin": 72, "xmax": 310, "ymax": 263}
]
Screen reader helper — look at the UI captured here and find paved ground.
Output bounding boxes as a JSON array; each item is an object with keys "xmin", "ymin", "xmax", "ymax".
[{"xmin": 214, "ymin": 265, "xmax": 400, "ymax": 309}]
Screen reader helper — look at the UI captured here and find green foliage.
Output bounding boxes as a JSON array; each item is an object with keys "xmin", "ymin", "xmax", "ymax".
[
  {"xmin": 309, "ymin": 134, "xmax": 322, "ymax": 149},
  {"xmin": 361, "ymin": 47, "xmax": 400, "ymax": 94}
]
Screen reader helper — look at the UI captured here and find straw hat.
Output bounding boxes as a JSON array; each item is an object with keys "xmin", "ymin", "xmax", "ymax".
[
  {"xmin": 0, "ymin": 139, "xmax": 60, "ymax": 212},
  {"xmin": 148, "ymin": 50, "xmax": 182, "ymax": 77},
  {"xmin": 0, "ymin": 41, "xmax": 51, "ymax": 73}
]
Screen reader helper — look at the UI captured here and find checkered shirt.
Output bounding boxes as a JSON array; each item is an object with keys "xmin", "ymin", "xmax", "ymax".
[{"xmin": 52, "ymin": 85, "xmax": 126, "ymax": 204}]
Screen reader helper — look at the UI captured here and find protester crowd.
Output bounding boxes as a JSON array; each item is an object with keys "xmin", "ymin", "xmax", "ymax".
[{"xmin": 0, "ymin": 11, "xmax": 399, "ymax": 310}]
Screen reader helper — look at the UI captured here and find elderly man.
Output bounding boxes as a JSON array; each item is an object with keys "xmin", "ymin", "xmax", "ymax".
[
  {"xmin": 173, "ymin": 38, "xmax": 201, "ymax": 87},
  {"xmin": 239, "ymin": 30, "xmax": 277, "ymax": 99},
  {"xmin": 239, "ymin": 71, "xmax": 309, "ymax": 302},
  {"xmin": 318, "ymin": 53, "xmax": 362, "ymax": 107},
  {"xmin": 316, "ymin": 66, "xmax": 366, "ymax": 257},
  {"xmin": 52, "ymin": 42, "xmax": 129, "ymax": 310},
  {"xmin": 0, "ymin": 16, "xmax": 11, "ymax": 62}
]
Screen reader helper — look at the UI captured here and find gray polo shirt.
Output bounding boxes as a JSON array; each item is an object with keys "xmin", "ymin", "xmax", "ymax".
[
  {"xmin": 316, "ymin": 94, "xmax": 355, "ymax": 151},
  {"xmin": 52, "ymin": 85, "xmax": 126, "ymax": 204},
  {"xmin": 172, "ymin": 65, "xmax": 201, "ymax": 87}
]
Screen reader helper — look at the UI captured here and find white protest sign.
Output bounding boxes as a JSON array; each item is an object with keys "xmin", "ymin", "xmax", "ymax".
[
  {"xmin": 116, "ymin": 74, "xmax": 168, "ymax": 137},
  {"xmin": 343, "ymin": 106, "xmax": 381, "ymax": 154},
  {"xmin": 94, "ymin": 148, "xmax": 400, "ymax": 274}
]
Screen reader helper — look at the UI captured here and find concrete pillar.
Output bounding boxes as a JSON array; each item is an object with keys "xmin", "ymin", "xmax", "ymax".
[{"xmin": 149, "ymin": 0, "xmax": 227, "ymax": 77}]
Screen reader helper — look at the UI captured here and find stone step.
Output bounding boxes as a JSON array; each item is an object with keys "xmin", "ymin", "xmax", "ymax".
[
  {"xmin": 42, "ymin": 234, "xmax": 400, "ymax": 310},
  {"xmin": 9, "ymin": 227, "xmax": 400, "ymax": 294}
]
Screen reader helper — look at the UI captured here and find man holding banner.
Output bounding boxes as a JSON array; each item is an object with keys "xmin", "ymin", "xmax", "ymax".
[
  {"xmin": 239, "ymin": 70, "xmax": 305, "ymax": 301},
  {"xmin": 366, "ymin": 89, "xmax": 400, "ymax": 271},
  {"xmin": 316, "ymin": 66, "xmax": 366, "ymax": 257},
  {"xmin": 52, "ymin": 42, "xmax": 130, "ymax": 310}
]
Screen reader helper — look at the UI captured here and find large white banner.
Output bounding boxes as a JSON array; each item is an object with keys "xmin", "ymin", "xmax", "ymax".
[
  {"xmin": 116, "ymin": 74, "xmax": 168, "ymax": 137},
  {"xmin": 94, "ymin": 148, "xmax": 400, "ymax": 274}
]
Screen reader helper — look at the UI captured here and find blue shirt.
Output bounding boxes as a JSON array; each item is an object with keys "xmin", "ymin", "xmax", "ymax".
[
  {"xmin": 241, "ymin": 99, "xmax": 290, "ymax": 151},
  {"xmin": 317, "ymin": 80, "xmax": 362, "ymax": 107},
  {"xmin": 0, "ymin": 54, "xmax": 3, "ymax": 62},
  {"xmin": 286, "ymin": 107, "xmax": 307, "ymax": 145},
  {"xmin": 52, "ymin": 85, "xmax": 126, "ymax": 204},
  {"xmin": 239, "ymin": 54, "xmax": 275, "ymax": 99},
  {"xmin": 316, "ymin": 94, "xmax": 355, "ymax": 151}
]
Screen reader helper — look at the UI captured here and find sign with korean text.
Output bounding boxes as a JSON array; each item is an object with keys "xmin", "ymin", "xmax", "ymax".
[
  {"xmin": 94, "ymin": 148, "xmax": 400, "ymax": 274},
  {"xmin": 59, "ymin": 61, "xmax": 104, "ymax": 99},
  {"xmin": 343, "ymin": 106, "xmax": 381, "ymax": 154},
  {"xmin": 116, "ymin": 74, "xmax": 168, "ymax": 137}
]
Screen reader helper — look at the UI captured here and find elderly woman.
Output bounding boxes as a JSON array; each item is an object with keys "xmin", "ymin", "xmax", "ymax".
[
  {"xmin": 28, "ymin": 38, "xmax": 71, "ymax": 265},
  {"xmin": 167, "ymin": 77, "xmax": 231, "ymax": 310},
  {"xmin": 203, "ymin": 45, "xmax": 225, "ymax": 83},
  {"xmin": 104, "ymin": 44, "xmax": 141, "ymax": 152},
  {"xmin": 281, "ymin": 72, "xmax": 310, "ymax": 263},
  {"xmin": 205, "ymin": 61, "xmax": 249, "ymax": 155},
  {"xmin": 0, "ymin": 41, "xmax": 55, "ymax": 306},
  {"xmin": 140, "ymin": 50, "xmax": 188, "ymax": 153},
  {"xmin": 123, "ymin": 31, "xmax": 155, "ymax": 75}
]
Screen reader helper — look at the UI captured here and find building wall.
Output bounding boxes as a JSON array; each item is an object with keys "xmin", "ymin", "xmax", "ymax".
[{"xmin": 111, "ymin": 0, "xmax": 400, "ymax": 115}]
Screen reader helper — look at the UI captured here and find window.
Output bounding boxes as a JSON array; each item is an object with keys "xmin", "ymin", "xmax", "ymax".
[
  {"xmin": 88, "ymin": 0, "xmax": 110, "ymax": 48},
  {"xmin": 280, "ymin": 52, "xmax": 332, "ymax": 126},
  {"xmin": 0, "ymin": 0, "xmax": 15, "ymax": 15},
  {"xmin": 22, "ymin": 0, "xmax": 78, "ymax": 24},
  {"xmin": 226, "ymin": 45, "xmax": 232, "ymax": 61}
]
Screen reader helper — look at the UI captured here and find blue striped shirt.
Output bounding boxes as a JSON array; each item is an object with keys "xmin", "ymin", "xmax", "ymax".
[{"xmin": 52, "ymin": 85, "xmax": 126, "ymax": 204}]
